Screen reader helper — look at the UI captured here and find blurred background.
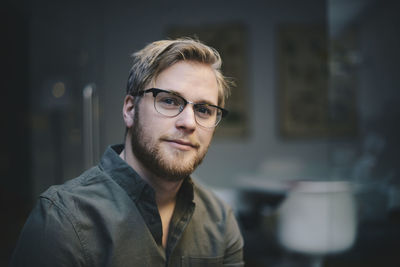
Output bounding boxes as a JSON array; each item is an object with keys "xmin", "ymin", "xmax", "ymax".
[{"xmin": 2, "ymin": 0, "xmax": 399, "ymax": 266}]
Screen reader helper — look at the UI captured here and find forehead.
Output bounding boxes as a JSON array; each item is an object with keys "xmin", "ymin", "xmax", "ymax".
[{"xmin": 153, "ymin": 61, "xmax": 219, "ymax": 105}]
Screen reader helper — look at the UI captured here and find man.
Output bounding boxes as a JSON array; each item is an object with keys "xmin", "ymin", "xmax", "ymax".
[{"xmin": 10, "ymin": 38, "xmax": 244, "ymax": 266}]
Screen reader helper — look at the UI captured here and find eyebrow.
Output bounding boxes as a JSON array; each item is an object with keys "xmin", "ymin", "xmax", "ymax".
[{"xmin": 167, "ymin": 89, "xmax": 218, "ymax": 106}]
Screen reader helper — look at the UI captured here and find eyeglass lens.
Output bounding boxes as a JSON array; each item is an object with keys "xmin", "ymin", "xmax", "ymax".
[{"xmin": 154, "ymin": 91, "xmax": 221, "ymax": 128}]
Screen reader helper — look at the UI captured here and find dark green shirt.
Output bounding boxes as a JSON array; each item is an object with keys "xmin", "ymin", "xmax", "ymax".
[{"xmin": 10, "ymin": 145, "xmax": 244, "ymax": 266}]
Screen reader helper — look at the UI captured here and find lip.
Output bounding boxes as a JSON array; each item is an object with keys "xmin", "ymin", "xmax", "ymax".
[{"xmin": 164, "ymin": 139, "xmax": 198, "ymax": 150}]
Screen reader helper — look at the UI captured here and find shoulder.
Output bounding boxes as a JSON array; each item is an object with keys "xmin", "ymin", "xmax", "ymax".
[
  {"xmin": 38, "ymin": 166, "xmax": 126, "ymax": 232},
  {"xmin": 41, "ymin": 166, "xmax": 112, "ymax": 206},
  {"xmin": 36, "ymin": 165, "xmax": 116, "ymax": 233},
  {"xmin": 8, "ymin": 168, "xmax": 108, "ymax": 267}
]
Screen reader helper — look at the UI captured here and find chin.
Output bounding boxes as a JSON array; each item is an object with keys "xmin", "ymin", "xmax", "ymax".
[
  {"xmin": 163, "ymin": 151, "xmax": 196, "ymax": 168},
  {"xmin": 158, "ymin": 151, "xmax": 202, "ymax": 177}
]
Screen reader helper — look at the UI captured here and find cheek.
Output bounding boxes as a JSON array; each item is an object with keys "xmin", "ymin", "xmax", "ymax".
[
  {"xmin": 138, "ymin": 101, "xmax": 164, "ymax": 131},
  {"xmin": 198, "ymin": 130, "xmax": 214, "ymax": 147}
]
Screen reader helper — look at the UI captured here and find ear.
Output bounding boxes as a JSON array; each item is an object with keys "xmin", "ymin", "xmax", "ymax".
[{"xmin": 123, "ymin": 95, "xmax": 136, "ymax": 128}]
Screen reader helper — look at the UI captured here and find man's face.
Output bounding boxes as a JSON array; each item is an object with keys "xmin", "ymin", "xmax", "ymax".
[{"xmin": 130, "ymin": 61, "xmax": 218, "ymax": 181}]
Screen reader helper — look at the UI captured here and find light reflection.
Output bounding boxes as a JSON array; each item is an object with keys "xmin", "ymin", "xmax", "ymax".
[{"xmin": 52, "ymin": 81, "xmax": 66, "ymax": 98}]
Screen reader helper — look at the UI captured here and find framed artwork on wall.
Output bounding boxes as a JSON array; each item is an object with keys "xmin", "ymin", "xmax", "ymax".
[{"xmin": 277, "ymin": 24, "xmax": 358, "ymax": 138}]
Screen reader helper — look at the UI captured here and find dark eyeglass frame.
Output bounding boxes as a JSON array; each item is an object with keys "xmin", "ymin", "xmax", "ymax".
[{"xmin": 133, "ymin": 88, "xmax": 228, "ymax": 127}]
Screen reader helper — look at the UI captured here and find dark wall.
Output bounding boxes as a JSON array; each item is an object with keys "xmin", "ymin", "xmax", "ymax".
[{"xmin": 0, "ymin": 1, "xmax": 32, "ymax": 265}]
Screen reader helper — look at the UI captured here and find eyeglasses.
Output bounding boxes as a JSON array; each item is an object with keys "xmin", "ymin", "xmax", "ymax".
[{"xmin": 134, "ymin": 88, "xmax": 228, "ymax": 128}]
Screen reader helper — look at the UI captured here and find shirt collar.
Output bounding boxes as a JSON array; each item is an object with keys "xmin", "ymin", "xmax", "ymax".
[{"xmin": 99, "ymin": 144, "xmax": 151, "ymax": 202}]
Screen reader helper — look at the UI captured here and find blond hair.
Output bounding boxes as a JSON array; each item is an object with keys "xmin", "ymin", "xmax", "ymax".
[{"xmin": 126, "ymin": 38, "xmax": 231, "ymax": 107}]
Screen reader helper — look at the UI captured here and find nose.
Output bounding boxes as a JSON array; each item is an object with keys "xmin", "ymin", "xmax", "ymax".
[{"xmin": 175, "ymin": 104, "xmax": 196, "ymax": 132}]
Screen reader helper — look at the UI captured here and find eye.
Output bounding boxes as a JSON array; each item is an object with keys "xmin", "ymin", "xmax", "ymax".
[
  {"xmin": 161, "ymin": 97, "xmax": 179, "ymax": 105},
  {"xmin": 195, "ymin": 104, "xmax": 214, "ymax": 118},
  {"xmin": 157, "ymin": 94, "xmax": 182, "ymax": 108}
]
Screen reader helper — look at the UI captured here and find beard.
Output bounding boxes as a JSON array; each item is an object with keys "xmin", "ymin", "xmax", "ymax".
[{"xmin": 130, "ymin": 109, "xmax": 209, "ymax": 182}]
